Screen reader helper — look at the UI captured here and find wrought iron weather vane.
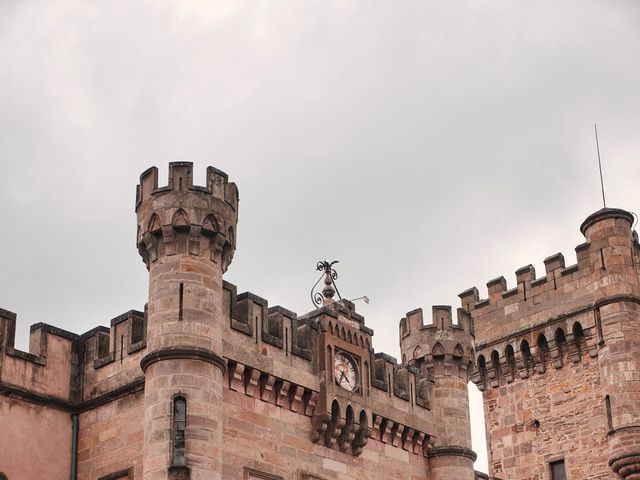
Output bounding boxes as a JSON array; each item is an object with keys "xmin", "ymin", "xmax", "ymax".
[{"xmin": 311, "ymin": 260, "xmax": 342, "ymax": 308}]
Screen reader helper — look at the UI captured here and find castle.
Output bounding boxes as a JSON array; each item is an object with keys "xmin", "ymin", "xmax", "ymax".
[{"xmin": 0, "ymin": 162, "xmax": 638, "ymax": 480}]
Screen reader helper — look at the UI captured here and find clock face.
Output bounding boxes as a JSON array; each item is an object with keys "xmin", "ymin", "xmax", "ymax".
[{"xmin": 334, "ymin": 352, "xmax": 358, "ymax": 392}]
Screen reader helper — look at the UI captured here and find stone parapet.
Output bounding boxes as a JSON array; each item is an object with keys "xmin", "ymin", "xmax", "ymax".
[
  {"xmin": 460, "ymin": 208, "xmax": 640, "ymax": 346},
  {"xmin": 136, "ymin": 162, "xmax": 238, "ymax": 272}
]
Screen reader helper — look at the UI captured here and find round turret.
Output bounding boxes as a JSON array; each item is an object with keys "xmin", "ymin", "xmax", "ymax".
[
  {"xmin": 137, "ymin": 162, "xmax": 238, "ymax": 480},
  {"xmin": 582, "ymin": 207, "xmax": 640, "ymax": 480},
  {"xmin": 136, "ymin": 162, "xmax": 238, "ymax": 273},
  {"xmin": 399, "ymin": 305, "xmax": 476, "ymax": 480}
]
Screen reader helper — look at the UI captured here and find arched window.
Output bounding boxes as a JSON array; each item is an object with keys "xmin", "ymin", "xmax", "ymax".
[
  {"xmin": 491, "ymin": 350, "xmax": 501, "ymax": 380},
  {"xmin": 555, "ymin": 328, "xmax": 566, "ymax": 362},
  {"xmin": 521, "ymin": 340, "xmax": 534, "ymax": 370},
  {"xmin": 573, "ymin": 321, "xmax": 585, "ymax": 354},
  {"xmin": 172, "ymin": 396, "xmax": 187, "ymax": 465},
  {"xmin": 505, "ymin": 345, "xmax": 516, "ymax": 377},
  {"xmin": 537, "ymin": 334, "xmax": 550, "ymax": 367},
  {"xmin": 477, "ymin": 355, "xmax": 487, "ymax": 384}
]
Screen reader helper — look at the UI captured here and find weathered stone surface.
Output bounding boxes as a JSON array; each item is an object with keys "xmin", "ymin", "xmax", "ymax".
[
  {"xmin": 469, "ymin": 208, "xmax": 640, "ymax": 480},
  {"xmin": 9, "ymin": 166, "xmax": 639, "ymax": 480}
]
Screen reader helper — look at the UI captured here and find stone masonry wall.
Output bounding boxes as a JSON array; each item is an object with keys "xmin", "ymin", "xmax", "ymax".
[
  {"xmin": 77, "ymin": 389, "xmax": 145, "ymax": 480},
  {"xmin": 222, "ymin": 386, "xmax": 431, "ymax": 480},
  {"xmin": 482, "ymin": 347, "xmax": 612, "ymax": 480},
  {"xmin": 0, "ymin": 397, "xmax": 71, "ymax": 479}
]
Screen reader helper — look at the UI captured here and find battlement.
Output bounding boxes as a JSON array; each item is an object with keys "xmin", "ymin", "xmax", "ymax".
[
  {"xmin": 459, "ymin": 208, "xmax": 640, "ymax": 347},
  {"xmin": 220, "ymin": 282, "xmax": 437, "ymax": 420},
  {"xmin": 462, "ymin": 207, "xmax": 640, "ymax": 395},
  {"xmin": 135, "ymin": 162, "xmax": 239, "ymax": 270},
  {"xmin": 0, "ymin": 306, "xmax": 149, "ymax": 408},
  {"xmin": 0, "ymin": 308, "xmax": 79, "ymax": 405},
  {"xmin": 398, "ymin": 306, "xmax": 474, "ymax": 385},
  {"xmin": 135, "ymin": 162, "xmax": 238, "ymax": 211},
  {"xmin": 458, "ymin": 245, "xmax": 589, "ymax": 314},
  {"xmin": 400, "ymin": 305, "xmax": 473, "ymax": 336}
]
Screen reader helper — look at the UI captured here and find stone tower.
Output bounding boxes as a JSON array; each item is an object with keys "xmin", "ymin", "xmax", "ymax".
[
  {"xmin": 399, "ymin": 305, "xmax": 476, "ymax": 480},
  {"xmin": 582, "ymin": 208, "xmax": 640, "ymax": 479},
  {"xmin": 468, "ymin": 207, "xmax": 640, "ymax": 479},
  {"xmin": 136, "ymin": 162, "xmax": 238, "ymax": 480}
]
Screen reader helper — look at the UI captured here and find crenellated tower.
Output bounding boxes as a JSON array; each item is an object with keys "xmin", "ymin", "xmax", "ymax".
[
  {"xmin": 466, "ymin": 207, "xmax": 640, "ymax": 480},
  {"xmin": 399, "ymin": 306, "xmax": 476, "ymax": 480},
  {"xmin": 136, "ymin": 162, "xmax": 238, "ymax": 480},
  {"xmin": 581, "ymin": 208, "xmax": 640, "ymax": 480}
]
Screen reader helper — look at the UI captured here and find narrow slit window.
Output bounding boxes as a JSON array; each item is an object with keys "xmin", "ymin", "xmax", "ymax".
[
  {"xmin": 178, "ymin": 283, "xmax": 184, "ymax": 321},
  {"xmin": 173, "ymin": 397, "xmax": 187, "ymax": 466},
  {"xmin": 606, "ymin": 395, "xmax": 613, "ymax": 431},
  {"xmin": 550, "ymin": 459, "xmax": 566, "ymax": 480}
]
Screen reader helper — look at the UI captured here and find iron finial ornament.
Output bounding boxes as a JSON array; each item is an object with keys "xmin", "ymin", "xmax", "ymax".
[{"xmin": 311, "ymin": 260, "xmax": 342, "ymax": 308}]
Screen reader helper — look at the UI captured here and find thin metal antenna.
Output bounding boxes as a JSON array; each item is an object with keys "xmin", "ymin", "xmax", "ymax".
[{"xmin": 594, "ymin": 124, "xmax": 607, "ymax": 208}]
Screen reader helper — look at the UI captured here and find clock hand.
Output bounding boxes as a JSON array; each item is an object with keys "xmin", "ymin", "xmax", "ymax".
[{"xmin": 339, "ymin": 371, "xmax": 351, "ymax": 385}]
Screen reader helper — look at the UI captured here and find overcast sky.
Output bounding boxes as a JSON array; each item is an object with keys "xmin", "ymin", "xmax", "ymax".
[{"xmin": 1, "ymin": 0, "xmax": 639, "ymax": 472}]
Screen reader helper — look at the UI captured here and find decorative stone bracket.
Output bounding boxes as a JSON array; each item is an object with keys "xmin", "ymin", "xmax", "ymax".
[
  {"xmin": 227, "ymin": 361, "xmax": 318, "ymax": 416},
  {"xmin": 371, "ymin": 414, "xmax": 435, "ymax": 456},
  {"xmin": 310, "ymin": 411, "xmax": 372, "ymax": 457}
]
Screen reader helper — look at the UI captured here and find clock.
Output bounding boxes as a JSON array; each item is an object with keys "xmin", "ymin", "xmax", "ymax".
[{"xmin": 334, "ymin": 351, "xmax": 358, "ymax": 392}]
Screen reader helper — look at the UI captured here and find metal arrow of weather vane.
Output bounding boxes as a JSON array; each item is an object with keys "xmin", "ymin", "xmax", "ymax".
[{"xmin": 311, "ymin": 260, "xmax": 342, "ymax": 308}]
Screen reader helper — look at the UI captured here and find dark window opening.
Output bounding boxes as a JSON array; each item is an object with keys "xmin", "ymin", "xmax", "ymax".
[
  {"xmin": 521, "ymin": 340, "xmax": 534, "ymax": 370},
  {"xmin": 505, "ymin": 345, "xmax": 516, "ymax": 377},
  {"xmin": 172, "ymin": 396, "xmax": 187, "ymax": 466},
  {"xmin": 178, "ymin": 283, "xmax": 184, "ymax": 321},
  {"xmin": 537, "ymin": 334, "xmax": 550, "ymax": 367},
  {"xmin": 491, "ymin": 350, "xmax": 501, "ymax": 380},
  {"xmin": 606, "ymin": 395, "xmax": 613, "ymax": 431},
  {"xmin": 550, "ymin": 459, "xmax": 567, "ymax": 480}
]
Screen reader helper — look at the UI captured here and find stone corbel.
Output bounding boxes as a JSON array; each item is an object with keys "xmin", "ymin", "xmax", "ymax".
[
  {"xmin": 221, "ymin": 242, "xmax": 234, "ymax": 273},
  {"xmin": 401, "ymin": 427, "xmax": 414, "ymax": 451},
  {"xmin": 586, "ymin": 333, "xmax": 599, "ymax": 358},
  {"xmin": 244, "ymin": 367, "xmax": 261, "ymax": 397},
  {"xmin": 488, "ymin": 366, "xmax": 499, "ymax": 388},
  {"xmin": 288, "ymin": 385, "xmax": 305, "ymax": 413},
  {"xmin": 338, "ymin": 422, "xmax": 355, "ymax": 452},
  {"xmin": 259, "ymin": 374, "xmax": 277, "ymax": 403},
  {"xmin": 310, "ymin": 412, "xmax": 332, "ymax": 444},
  {"xmin": 501, "ymin": 359, "xmax": 514, "ymax": 384},
  {"xmin": 352, "ymin": 425, "xmax": 372, "ymax": 456},
  {"xmin": 275, "ymin": 380, "xmax": 291, "ymax": 409},
  {"xmin": 210, "ymin": 234, "xmax": 226, "ymax": 264},
  {"xmin": 188, "ymin": 225, "xmax": 201, "ymax": 255},
  {"xmin": 142, "ymin": 231, "xmax": 157, "ymax": 264},
  {"xmin": 325, "ymin": 416, "xmax": 344, "ymax": 448},
  {"xmin": 162, "ymin": 226, "xmax": 177, "ymax": 256},
  {"xmin": 412, "ymin": 431, "xmax": 426, "ymax": 455},
  {"xmin": 380, "ymin": 419, "xmax": 393, "ymax": 444},
  {"xmin": 228, "ymin": 362, "xmax": 245, "ymax": 392},
  {"xmin": 303, "ymin": 390, "xmax": 318, "ymax": 417},
  {"xmin": 391, "ymin": 423, "xmax": 404, "ymax": 447}
]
